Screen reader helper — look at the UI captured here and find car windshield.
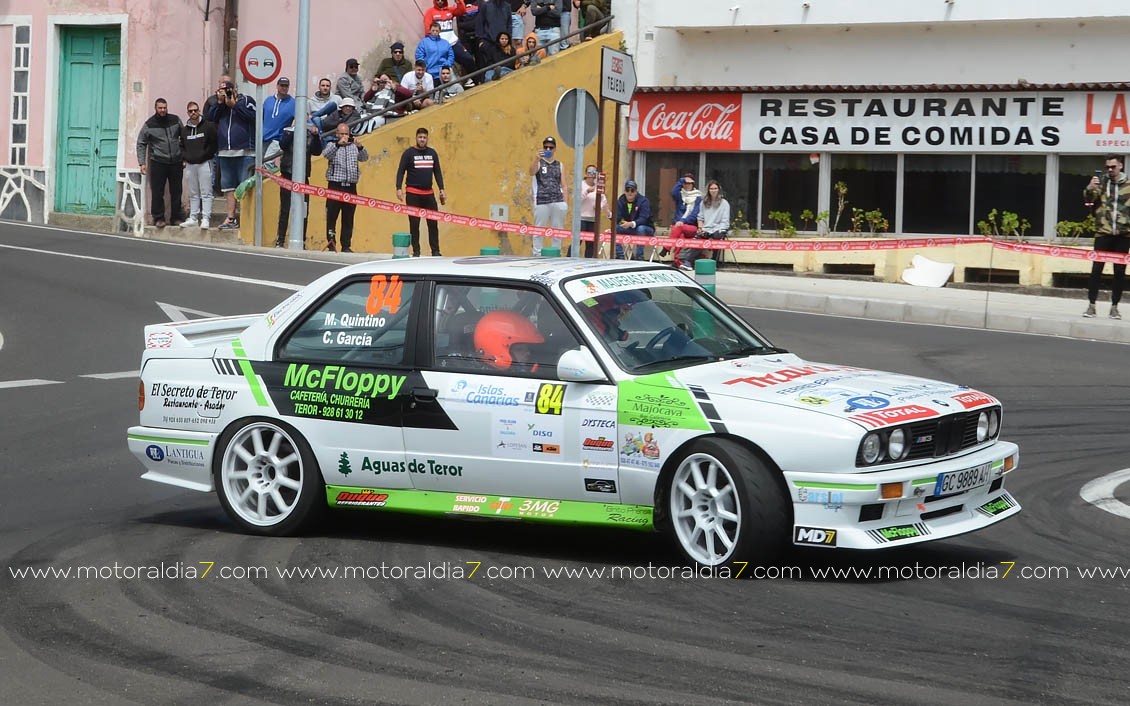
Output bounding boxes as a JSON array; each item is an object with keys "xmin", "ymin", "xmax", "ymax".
[{"xmin": 572, "ymin": 285, "xmax": 783, "ymax": 374}]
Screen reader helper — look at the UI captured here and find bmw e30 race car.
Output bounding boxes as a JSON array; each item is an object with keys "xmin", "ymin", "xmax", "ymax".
[{"xmin": 127, "ymin": 257, "xmax": 1020, "ymax": 568}]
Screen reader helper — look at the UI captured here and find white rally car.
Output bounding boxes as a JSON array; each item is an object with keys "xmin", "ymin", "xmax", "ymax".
[{"xmin": 128, "ymin": 258, "xmax": 1020, "ymax": 568}]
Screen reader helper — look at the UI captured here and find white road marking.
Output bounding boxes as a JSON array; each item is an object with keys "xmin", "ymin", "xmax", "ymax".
[
  {"xmin": 0, "ymin": 329, "xmax": 4, "ymax": 351},
  {"xmin": 1079, "ymin": 468, "xmax": 1130, "ymax": 520},
  {"xmin": 79, "ymin": 371, "xmax": 139, "ymax": 380},
  {"xmin": 156, "ymin": 302, "xmax": 220, "ymax": 322},
  {"xmin": 0, "ymin": 379, "xmax": 64, "ymax": 389},
  {"xmin": 0, "ymin": 243, "xmax": 302, "ymax": 291}
]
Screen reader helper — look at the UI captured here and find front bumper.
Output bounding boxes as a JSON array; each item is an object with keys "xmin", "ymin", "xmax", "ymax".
[{"xmin": 783, "ymin": 440, "xmax": 1020, "ymax": 550}]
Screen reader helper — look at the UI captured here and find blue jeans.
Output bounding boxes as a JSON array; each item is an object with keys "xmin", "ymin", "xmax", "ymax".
[
  {"xmin": 615, "ymin": 224, "xmax": 652, "ymax": 260},
  {"xmin": 536, "ymin": 27, "xmax": 561, "ymax": 56},
  {"xmin": 511, "ymin": 13, "xmax": 525, "ymax": 51},
  {"xmin": 485, "ymin": 66, "xmax": 513, "ymax": 82},
  {"xmin": 560, "ymin": 11, "xmax": 571, "ymax": 50}
]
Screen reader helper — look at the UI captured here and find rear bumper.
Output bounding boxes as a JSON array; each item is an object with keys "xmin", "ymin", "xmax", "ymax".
[
  {"xmin": 127, "ymin": 427, "xmax": 217, "ymax": 492},
  {"xmin": 784, "ymin": 441, "xmax": 1020, "ymax": 550}
]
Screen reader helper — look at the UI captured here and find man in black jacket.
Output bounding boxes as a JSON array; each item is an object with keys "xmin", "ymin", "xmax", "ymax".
[
  {"xmin": 275, "ymin": 122, "xmax": 323, "ymax": 248},
  {"xmin": 180, "ymin": 100, "xmax": 217, "ymax": 228},
  {"xmin": 136, "ymin": 98, "xmax": 185, "ymax": 228},
  {"xmin": 395, "ymin": 127, "xmax": 447, "ymax": 257}
]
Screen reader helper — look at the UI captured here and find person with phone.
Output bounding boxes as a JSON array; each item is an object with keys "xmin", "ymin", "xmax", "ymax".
[
  {"xmin": 1083, "ymin": 155, "xmax": 1130, "ymax": 319},
  {"xmin": 529, "ymin": 136, "xmax": 569, "ymax": 256},
  {"xmin": 322, "ymin": 122, "xmax": 369, "ymax": 252}
]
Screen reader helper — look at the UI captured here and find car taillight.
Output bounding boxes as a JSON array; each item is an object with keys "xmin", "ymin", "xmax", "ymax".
[{"xmin": 138, "ymin": 380, "xmax": 145, "ymax": 411}]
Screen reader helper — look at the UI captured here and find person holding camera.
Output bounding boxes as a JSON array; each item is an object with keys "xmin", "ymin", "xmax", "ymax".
[
  {"xmin": 529, "ymin": 136, "xmax": 569, "ymax": 256},
  {"xmin": 322, "ymin": 123, "xmax": 369, "ymax": 252},
  {"xmin": 204, "ymin": 79, "xmax": 255, "ymax": 230},
  {"xmin": 1083, "ymin": 154, "xmax": 1130, "ymax": 319}
]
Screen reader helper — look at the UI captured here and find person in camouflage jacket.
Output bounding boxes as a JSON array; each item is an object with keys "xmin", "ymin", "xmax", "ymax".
[{"xmin": 1082, "ymin": 155, "xmax": 1130, "ymax": 319}]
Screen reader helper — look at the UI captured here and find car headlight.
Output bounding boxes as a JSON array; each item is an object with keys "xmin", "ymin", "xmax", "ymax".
[
  {"xmin": 887, "ymin": 427, "xmax": 908, "ymax": 460},
  {"xmin": 861, "ymin": 432, "xmax": 882, "ymax": 464},
  {"xmin": 976, "ymin": 411, "xmax": 990, "ymax": 442},
  {"xmin": 987, "ymin": 409, "xmax": 1000, "ymax": 438}
]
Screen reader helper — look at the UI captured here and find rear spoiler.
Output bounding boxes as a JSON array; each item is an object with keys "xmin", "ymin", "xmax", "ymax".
[{"xmin": 144, "ymin": 314, "xmax": 262, "ymax": 351}]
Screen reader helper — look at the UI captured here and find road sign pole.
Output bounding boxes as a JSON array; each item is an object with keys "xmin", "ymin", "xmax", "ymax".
[
  {"xmin": 254, "ymin": 82, "xmax": 264, "ymax": 247},
  {"xmin": 289, "ymin": 0, "xmax": 310, "ymax": 250},
  {"xmin": 570, "ymin": 89, "xmax": 587, "ymax": 258},
  {"xmin": 593, "ymin": 98, "xmax": 605, "ymax": 259},
  {"xmin": 610, "ymin": 103, "xmax": 621, "ymax": 260}
]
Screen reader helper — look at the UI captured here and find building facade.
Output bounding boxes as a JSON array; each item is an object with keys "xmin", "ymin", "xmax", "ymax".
[
  {"xmin": 618, "ymin": 0, "xmax": 1130, "ymax": 237},
  {"xmin": 0, "ymin": 1, "xmax": 419, "ymax": 225}
]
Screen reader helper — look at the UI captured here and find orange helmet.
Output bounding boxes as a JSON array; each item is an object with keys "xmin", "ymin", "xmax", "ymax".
[{"xmin": 474, "ymin": 310, "xmax": 545, "ymax": 369}]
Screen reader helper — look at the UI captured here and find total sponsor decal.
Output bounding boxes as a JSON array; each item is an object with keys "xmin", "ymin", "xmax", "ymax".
[
  {"xmin": 144, "ymin": 443, "xmax": 207, "ymax": 468},
  {"xmin": 325, "ymin": 486, "xmax": 654, "ymax": 528},
  {"xmin": 150, "ymin": 383, "xmax": 237, "ymax": 418},
  {"xmin": 585, "ymin": 478, "xmax": 617, "ymax": 494},
  {"xmin": 450, "ymin": 379, "xmax": 522, "ymax": 407},
  {"xmin": 566, "ymin": 271, "xmax": 688, "ymax": 301},
  {"xmin": 851, "ymin": 404, "xmax": 939, "ymax": 429},
  {"xmin": 794, "ymin": 526, "xmax": 838, "ymax": 546},
  {"xmin": 620, "ymin": 431, "xmax": 661, "ymax": 469},
  {"xmin": 451, "ymin": 494, "xmax": 488, "ymax": 513},
  {"xmin": 724, "ymin": 364, "xmax": 867, "ymax": 390},
  {"xmin": 335, "ymin": 490, "xmax": 389, "ymax": 507},
  {"xmin": 952, "ymin": 391, "xmax": 995, "ymax": 409},
  {"xmin": 618, "ymin": 378, "xmax": 710, "ymax": 430},
  {"xmin": 866, "ymin": 522, "xmax": 931, "ymax": 544},
  {"xmin": 583, "ymin": 436, "xmax": 616, "ymax": 452}
]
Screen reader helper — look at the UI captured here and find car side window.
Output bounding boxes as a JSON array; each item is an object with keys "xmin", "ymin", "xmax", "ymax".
[
  {"xmin": 432, "ymin": 283, "xmax": 578, "ymax": 379},
  {"xmin": 277, "ymin": 277, "xmax": 415, "ymax": 366}
]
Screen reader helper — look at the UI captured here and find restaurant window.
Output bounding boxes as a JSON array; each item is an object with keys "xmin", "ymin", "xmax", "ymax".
[
  {"xmin": 973, "ymin": 155, "xmax": 1045, "ymax": 237},
  {"xmin": 704, "ymin": 153, "xmax": 758, "ymax": 232},
  {"xmin": 1057, "ymin": 155, "xmax": 1112, "ymax": 234},
  {"xmin": 760, "ymin": 154, "xmax": 819, "ymax": 233},
  {"xmin": 828, "ymin": 154, "xmax": 896, "ymax": 234},
  {"xmin": 903, "ymin": 155, "xmax": 972, "ymax": 235},
  {"xmin": 643, "ymin": 153, "xmax": 699, "ymax": 227}
]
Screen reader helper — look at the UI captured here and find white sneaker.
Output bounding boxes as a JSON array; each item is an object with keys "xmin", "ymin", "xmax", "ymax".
[
  {"xmin": 200, "ymin": 218, "xmax": 211, "ymax": 229},
  {"xmin": 180, "ymin": 216, "xmax": 199, "ymax": 227}
]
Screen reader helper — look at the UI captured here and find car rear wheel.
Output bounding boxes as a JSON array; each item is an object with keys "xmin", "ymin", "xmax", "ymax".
[
  {"xmin": 214, "ymin": 418, "xmax": 324, "ymax": 535},
  {"xmin": 667, "ymin": 438, "xmax": 789, "ymax": 569}
]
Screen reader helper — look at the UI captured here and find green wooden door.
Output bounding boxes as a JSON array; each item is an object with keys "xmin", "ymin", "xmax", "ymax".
[{"xmin": 56, "ymin": 26, "xmax": 120, "ymax": 214}]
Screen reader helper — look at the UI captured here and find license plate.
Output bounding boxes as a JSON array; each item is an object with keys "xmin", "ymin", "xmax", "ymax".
[{"xmin": 935, "ymin": 463, "xmax": 991, "ymax": 496}]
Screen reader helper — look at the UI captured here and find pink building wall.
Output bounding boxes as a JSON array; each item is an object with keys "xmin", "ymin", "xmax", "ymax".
[{"xmin": 0, "ymin": 0, "xmax": 422, "ymax": 221}]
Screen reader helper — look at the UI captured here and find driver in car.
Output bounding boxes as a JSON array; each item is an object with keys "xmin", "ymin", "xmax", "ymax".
[{"xmin": 583, "ymin": 289, "xmax": 650, "ymax": 343}]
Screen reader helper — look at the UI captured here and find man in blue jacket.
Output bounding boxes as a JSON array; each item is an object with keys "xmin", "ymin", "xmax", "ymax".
[
  {"xmin": 261, "ymin": 76, "xmax": 295, "ymax": 145},
  {"xmin": 205, "ymin": 79, "xmax": 256, "ymax": 230},
  {"xmin": 417, "ymin": 21, "xmax": 456, "ymax": 85},
  {"xmin": 615, "ymin": 179, "xmax": 653, "ymax": 260}
]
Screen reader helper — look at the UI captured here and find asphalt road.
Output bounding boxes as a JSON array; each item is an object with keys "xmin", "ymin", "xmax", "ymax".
[{"xmin": 1, "ymin": 223, "xmax": 1128, "ymax": 705}]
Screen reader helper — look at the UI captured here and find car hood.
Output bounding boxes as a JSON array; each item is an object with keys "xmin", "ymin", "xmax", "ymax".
[{"xmin": 647, "ymin": 353, "xmax": 998, "ymax": 429}]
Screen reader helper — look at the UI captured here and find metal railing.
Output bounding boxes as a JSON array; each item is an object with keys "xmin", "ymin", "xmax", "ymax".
[{"xmin": 325, "ymin": 13, "xmax": 615, "ymax": 136}]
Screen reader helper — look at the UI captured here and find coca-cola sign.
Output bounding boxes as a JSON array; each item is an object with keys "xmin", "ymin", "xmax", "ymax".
[{"xmin": 629, "ymin": 93, "xmax": 742, "ymax": 151}]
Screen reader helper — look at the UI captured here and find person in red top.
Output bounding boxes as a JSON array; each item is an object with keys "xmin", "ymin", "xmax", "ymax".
[
  {"xmin": 395, "ymin": 127, "xmax": 448, "ymax": 257},
  {"xmin": 423, "ymin": 0, "xmax": 477, "ymax": 78}
]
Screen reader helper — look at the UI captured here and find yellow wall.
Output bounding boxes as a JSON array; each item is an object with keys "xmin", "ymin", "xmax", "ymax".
[{"xmin": 243, "ymin": 33, "xmax": 624, "ymax": 256}]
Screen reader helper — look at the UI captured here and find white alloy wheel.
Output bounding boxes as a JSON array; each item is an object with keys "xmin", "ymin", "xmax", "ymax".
[
  {"xmin": 219, "ymin": 421, "xmax": 309, "ymax": 528},
  {"xmin": 670, "ymin": 452, "xmax": 743, "ymax": 566}
]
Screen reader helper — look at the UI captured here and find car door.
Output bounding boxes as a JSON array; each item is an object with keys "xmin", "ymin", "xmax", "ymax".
[
  {"xmin": 265, "ymin": 274, "xmax": 424, "ymax": 491},
  {"xmin": 402, "ymin": 280, "xmax": 621, "ymax": 505}
]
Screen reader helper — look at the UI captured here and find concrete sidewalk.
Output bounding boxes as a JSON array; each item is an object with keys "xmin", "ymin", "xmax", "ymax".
[{"xmin": 716, "ymin": 270, "xmax": 1130, "ymax": 345}]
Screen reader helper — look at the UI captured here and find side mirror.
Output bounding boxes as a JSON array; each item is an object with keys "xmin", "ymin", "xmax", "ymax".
[{"xmin": 556, "ymin": 347, "xmax": 606, "ymax": 382}]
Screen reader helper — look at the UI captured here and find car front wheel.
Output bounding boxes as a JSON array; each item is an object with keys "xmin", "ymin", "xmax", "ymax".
[
  {"xmin": 667, "ymin": 438, "xmax": 789, "ymax": 569},
  {"xmin": 213, "ymin": 418, "xmax": 324, "ymax": 535}
]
